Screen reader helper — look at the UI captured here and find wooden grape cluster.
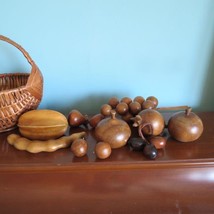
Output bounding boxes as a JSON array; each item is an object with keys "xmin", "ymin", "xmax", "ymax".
[{"xmin": 101, "ymin": 96, "xmax": 158, "ymax": 122}]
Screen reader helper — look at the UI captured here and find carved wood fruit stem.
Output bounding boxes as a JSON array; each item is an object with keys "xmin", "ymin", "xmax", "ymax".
[
  {"xmin": 156, "ymin": 105, "xmax": 189, "ymax": 112},
  {"xmin": 138, "ymin": 123, "xmax": 153, "ymax": 144}
]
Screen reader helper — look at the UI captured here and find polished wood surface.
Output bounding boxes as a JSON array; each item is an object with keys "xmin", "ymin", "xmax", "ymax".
[{"xmin": 0, "ymin": 112, "xmax": 214, "ymax": 214}]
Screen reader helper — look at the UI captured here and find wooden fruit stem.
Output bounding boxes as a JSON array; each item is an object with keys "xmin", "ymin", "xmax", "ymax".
[
  {"xmin": 185, "ymin": 107, "xmax": 192, "ymax": 116},
  {"xmin": 110, "ymin": 110, "xmax": 116, "ymax": 119},
  {"xmin": 156, "ymin": 105, "xmax": 189, "ymax": 111},
  {"xmin": 138, "ymin": 123, "xmax": 153, "ymax": 144}
]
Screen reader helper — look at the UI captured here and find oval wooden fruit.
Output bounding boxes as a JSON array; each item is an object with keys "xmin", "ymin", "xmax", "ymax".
[
  {"xmin": 148, "ymin": 136, "xmax": 166, "ymax": 149},
  {"xmin": 18, "ymin": 109, "xmax": 68, "ymax": 140}
]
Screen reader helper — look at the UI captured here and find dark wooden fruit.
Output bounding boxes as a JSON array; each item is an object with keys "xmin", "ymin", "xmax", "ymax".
[
  {"xmin": 168, "ymin": 108, "xmax": 203, "ymax": 142},
  {"xmin": 95, "ymin": 110, "xmax": 131, "ymax": 149},
  {"xmin": 95, "ymin": 142, "xmax": 112, "ymax": 159},
  {"xmin": 143, "ymin": 143, "xmax": 158, "ymax": 159},
  {"xmin": 128, "ymin": 138, "xmax": 146, "ymax": 151},
  {"xmin": 71, "ymin": 139, "xmax": 88, "ymax": 157}
]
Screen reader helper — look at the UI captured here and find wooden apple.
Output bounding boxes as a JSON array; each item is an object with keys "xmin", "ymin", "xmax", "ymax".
[
  {"xmin": 168, "ymin": 108, "xmax": 203, "ymax": 142},
  {"xmin": 95, "ymin": 110, "xmax": 131, "ymax": 149},
  {"xmin": 133, "ymin": 109, "xmax": 165, "ymax": 136}
]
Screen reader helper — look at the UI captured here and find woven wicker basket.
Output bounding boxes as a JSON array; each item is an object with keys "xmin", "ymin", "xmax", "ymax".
[{"xmin": 0, "ymin": 35, "xmax": 43, "ymax": 132}]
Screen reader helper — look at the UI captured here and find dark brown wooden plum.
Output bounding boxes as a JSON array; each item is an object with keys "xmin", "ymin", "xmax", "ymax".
[
  {"xmin": 128, "ymin": 138, "xmax": 146, "ymax": 151},
  {"xmin": 143, "ymin": 143, "xmax": 158, "ymax": 159}
]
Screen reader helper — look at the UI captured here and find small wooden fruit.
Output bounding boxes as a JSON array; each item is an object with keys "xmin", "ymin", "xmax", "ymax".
[
  {"xmin": 18, "ymin": 109, "xmax": 68, "ymax": 140},
  {"xmin": 168, "ymin": 108, "xmax": 203, "ymax": 142},
  {"xmin": 120, "ymin": 97, "xmax": 132, "ymax": 105},
  {"xmin": 148, "ymin": 136, "xmax": 166, "ymax": 149},
  {"xmin": 95, "ymin": 110, "xmax": 131, "ymax": 149},
  {"xmin": 116, "ymin": 102, "xmax": 129, "ymax": 115},
  {"xmin": 129, "ymin": 101, "xmax": 141, "ymax": 115},
  {"xmin": 108, "ymin": 97, "xmax": 119, "ymax": 108},
  {"xmin": 89, "ymin": 114, "xmax": 104, "ymax": 128},
  {"xmin": 68, "ymin": 109, "xmax": 88, "ymax": 127},
  {"xmin": 146, "ymin": 96, "xmax": 158, "ymax": 108},
  {"xmin": 128, "ymin": 138, "xmax": 146, "ymax": 151},
  {"xmin": 95, "ymin": 142, "xmax": 112, "ymax": 159},
  {"xmin": 121, "ymin": 112, "xmax": 134, "ymax": 123},
  {"xmin": 100, "ymin": 104, "xmax": 112, "ymax": 116},
  {"xmin": 143, "ymin": 143, "xmax": 158, "ymax": 160},
  {"xmin": 133, "ymin": 96, "xmax": 145, "ymax": 105},
  {"xmin": 71, "ymin": 139, "xmax": 88, "ymax": 157},
  {"xmin": 141, "ymin": 100, "xmax": 155, "ymax": 110}
]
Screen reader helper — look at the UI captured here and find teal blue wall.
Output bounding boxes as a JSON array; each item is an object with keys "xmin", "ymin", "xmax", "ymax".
[{"xmin": 1, "ymin": 0, "xmax": 214, "ymax": 114}]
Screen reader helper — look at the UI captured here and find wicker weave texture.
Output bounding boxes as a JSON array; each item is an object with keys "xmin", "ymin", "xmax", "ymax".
[{"xmin": 0, "ymin": 35, "xmax": 43, "ymax": 132}]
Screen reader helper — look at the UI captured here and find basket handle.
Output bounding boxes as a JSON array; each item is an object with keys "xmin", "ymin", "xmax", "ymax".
[{"xmin": 0, "ymin": 35, "xmax": 34, "ymax": 66}]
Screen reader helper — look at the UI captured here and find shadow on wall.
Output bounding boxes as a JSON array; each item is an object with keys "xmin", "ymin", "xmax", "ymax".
[
  {"xmin": 53, "ymin": 94, "xmax": 120, "ymax": 116},
  {"xmin": 199, "ymin": 41, "xmax": 214, "ymax": 111}
]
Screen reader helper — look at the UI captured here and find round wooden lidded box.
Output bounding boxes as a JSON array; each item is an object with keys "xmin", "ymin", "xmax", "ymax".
[{"xmin": 0, "ymin": 35, "xmax": 43, "ymax": 132}]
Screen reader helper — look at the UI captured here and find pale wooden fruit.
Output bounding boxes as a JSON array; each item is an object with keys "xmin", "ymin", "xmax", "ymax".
[{"xmin": 18, "ymin": 109, "xmax": 68, "ymax": 140}]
